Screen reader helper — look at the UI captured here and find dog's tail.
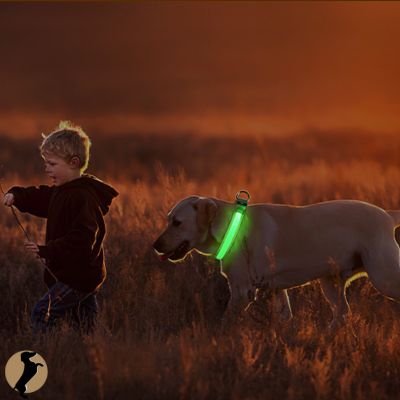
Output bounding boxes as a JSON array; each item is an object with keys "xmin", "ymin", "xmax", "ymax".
[{"xmin": 386, "ymin": 210, "xmax": 400, "ymax": 227}]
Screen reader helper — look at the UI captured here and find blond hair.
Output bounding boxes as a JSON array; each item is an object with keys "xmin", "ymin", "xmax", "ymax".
[{"xmin": 40, "ymin": 121, "xmax": 92, "ymax": 172}]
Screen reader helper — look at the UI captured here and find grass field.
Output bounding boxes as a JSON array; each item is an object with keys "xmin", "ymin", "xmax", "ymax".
[{"xmin": 1, "ymin": 130, "xmax": 400, "ymax": 399}]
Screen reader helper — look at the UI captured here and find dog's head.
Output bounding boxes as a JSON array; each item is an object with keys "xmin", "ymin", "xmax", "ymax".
[
  {"xmin": 153, "ymin": 196, "xmax": 220, "ymax": 262},
  {"xmin": 21, "ymin": 351, "xmax": 37, "ymax": 363}
]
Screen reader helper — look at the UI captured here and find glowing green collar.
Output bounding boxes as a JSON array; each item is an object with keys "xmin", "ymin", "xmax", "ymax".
[{"xmin": 215, "ymin": 190, "xmax": 250, "ymax": 261}]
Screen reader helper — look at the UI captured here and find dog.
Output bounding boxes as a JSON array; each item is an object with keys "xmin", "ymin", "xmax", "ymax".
[
  {"xmin": 14, "ymin": 351, "xmax": 44, "ymax": 398},
  {"xmin": 153, "ymin": 195, "xmax": 400, "ymax": 329}
]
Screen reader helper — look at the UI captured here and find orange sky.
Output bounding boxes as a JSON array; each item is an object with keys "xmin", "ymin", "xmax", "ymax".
[{"xmin": 0, "ymin": 1, "xmax": 400, "ymax": 137}]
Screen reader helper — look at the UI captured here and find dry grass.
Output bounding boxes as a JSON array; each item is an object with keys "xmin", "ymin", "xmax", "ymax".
[{"xmin": 1, "ymin": 131, "xmax": 400, "ymax": 399}]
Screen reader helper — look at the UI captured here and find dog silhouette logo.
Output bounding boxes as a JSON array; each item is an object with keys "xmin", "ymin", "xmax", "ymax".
[{"xmin": 5, "ymin": 350, "xmax": 48, "ymax": 398}]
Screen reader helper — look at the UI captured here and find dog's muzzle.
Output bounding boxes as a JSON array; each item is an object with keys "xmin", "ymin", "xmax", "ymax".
[{"xmin": 153, "ymin": 240, "xmax": 190, "ymax": 262}]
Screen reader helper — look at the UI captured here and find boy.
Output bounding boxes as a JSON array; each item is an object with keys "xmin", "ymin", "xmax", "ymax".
[{"xmin": 3, "ymin": 121, "xmax": 118, "ymax": 333}]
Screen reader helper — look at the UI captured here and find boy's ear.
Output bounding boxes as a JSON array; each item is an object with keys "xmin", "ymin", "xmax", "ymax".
[{"xmin": 69, "ymin": 156, "xmax": 81, "ymax": 169}]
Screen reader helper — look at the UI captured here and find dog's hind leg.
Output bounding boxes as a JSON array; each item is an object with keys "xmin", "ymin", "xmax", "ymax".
[
  {"xmin": 319, "ymin": 276, "xmax": 350, "ymax": 331},
  {"xmin": 362, "ymin": 239, "xmax": 400, "ymax": 301}
]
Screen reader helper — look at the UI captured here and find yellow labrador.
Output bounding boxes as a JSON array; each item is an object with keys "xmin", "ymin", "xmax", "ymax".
[{"xmin": 153, "ymin": 196, "xmax": 400, "ymax": 328}]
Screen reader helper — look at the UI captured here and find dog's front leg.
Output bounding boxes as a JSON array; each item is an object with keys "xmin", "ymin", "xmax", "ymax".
[
  {"xmin": 219, "ymin": 283, "xmax": 250, "ymax": 326},
  {"xmin": 319, "ymin": 276, "xmax": 350, "ymax": 332},
  {"xmin": 273, "ymin": 289, "xmax": 293, "ymax": 322},
  {"xmin": 199, "ymin": 269, "xmax": 232, "ymax": 327}
]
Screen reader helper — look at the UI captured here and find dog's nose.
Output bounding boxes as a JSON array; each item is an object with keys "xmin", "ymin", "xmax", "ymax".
[{"xmin": 153, "ymin": 237, "xmax": 163, "ymax": 252}]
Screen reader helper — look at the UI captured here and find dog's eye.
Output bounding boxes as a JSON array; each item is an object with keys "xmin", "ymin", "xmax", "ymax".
[{"xmin": 172, "ymin": 219, "xmax": 182, "ymax": 227}]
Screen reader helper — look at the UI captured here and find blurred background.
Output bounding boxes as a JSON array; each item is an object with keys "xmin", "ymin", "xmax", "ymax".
[
  {"xmin": 0, "ymin": 1, "xmax": 400, "ymax": 138},
  {"xmin": 1, "ymin": 1, "xmax": 400, "ymax": 191}
]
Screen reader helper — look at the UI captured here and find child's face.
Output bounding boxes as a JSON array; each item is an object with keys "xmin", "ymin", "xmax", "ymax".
[{"xmin": 42, "ymin": 152, "xmax": 80, "ymax": 186}]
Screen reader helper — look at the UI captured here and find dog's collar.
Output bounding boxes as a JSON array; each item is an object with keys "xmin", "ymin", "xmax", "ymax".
[{"xmin": 214, "ymin": 190, "xmax": 250, "ymax": 262}]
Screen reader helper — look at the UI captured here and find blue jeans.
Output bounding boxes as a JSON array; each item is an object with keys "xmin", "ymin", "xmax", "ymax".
[{"xmin": 31, "ymin": 281, "xmax": 98, "ymax": 334}]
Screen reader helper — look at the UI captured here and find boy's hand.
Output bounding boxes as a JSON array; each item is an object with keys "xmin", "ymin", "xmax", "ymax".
[
  {"xmin": 24, "ymin": 241, "xmax": 40, "ymax": 256},
  {"xmin": 3, "ymin": 193, "xmax": 14, "ymax": 207}
]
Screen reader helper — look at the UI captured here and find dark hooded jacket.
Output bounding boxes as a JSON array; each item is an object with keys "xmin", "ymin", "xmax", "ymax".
[{"xmin": 9, "ymin": 174, "xmax": 118, "ymax": 292}]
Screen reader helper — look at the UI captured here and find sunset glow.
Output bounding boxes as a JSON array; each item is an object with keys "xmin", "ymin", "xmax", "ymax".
[{"xmin": 0, "ymin": 2, "xmax": 399, "ymax": 137}]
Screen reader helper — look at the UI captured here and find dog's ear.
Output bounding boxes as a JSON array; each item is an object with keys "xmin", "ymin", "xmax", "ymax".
[{"xmin": 193, "ymin": 198, "xmax": 217, "ymax": 231}]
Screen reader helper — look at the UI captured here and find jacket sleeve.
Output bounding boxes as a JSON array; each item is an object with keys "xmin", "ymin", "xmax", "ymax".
[
  {"xmin": 7, "ymin": 185, "xmax": 54, "ymax": 218},
  {"xmin": 38, "ymin": 191, "xmax": 100, "ymax": 263}
]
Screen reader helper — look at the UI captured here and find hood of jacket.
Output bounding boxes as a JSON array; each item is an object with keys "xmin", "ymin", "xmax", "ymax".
[{"xmin": 58, "ymin": 174, "xmax": 119, "ymax": 215}]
